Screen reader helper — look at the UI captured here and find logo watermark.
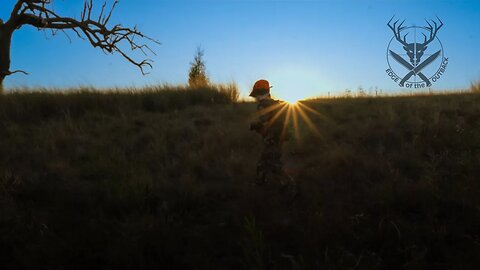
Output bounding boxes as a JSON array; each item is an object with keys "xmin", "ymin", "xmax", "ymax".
[{"xmin": 386, "ymin": 16, "xmax": 448, "ymax": 88}]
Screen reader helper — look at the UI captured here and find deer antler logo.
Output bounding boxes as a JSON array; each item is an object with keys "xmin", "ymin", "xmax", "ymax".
[{"xmin": 385, "ymin": 16, "xmax": 448, "ymax": 88}]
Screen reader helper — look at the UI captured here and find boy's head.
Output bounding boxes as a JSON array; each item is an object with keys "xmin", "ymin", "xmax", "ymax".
[{"xmin": 249, "ymin": 79, "xmax": 271, "ymax": 101}]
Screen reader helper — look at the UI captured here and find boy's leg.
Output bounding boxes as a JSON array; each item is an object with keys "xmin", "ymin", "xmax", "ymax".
[{"xmin": 255, "ymin": 161, "xmax": 267, "ymax": 185}]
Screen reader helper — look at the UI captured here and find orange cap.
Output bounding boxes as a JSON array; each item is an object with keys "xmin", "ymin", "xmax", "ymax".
[{"xmin": 249, "ymin": 79, "xmax": 271, "ymax": 97}]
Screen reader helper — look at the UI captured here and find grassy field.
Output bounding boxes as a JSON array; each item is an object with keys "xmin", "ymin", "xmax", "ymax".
[{"xmin": 1, "ymin": 86, "xmax": 480, "ymax": 269}]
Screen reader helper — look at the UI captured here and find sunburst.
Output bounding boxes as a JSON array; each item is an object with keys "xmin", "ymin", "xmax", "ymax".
[{"xmin": 252, "ymin": 99, "xmax": 327, "ymax": 141}]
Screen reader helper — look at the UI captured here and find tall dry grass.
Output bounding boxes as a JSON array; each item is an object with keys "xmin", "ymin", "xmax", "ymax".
[
  {"xmin": 1, "ymin": 88, "xmax": 480, "ymax": 269},
  {"xmin": 471, "ymin": 80, "xmax": 480, "ymax": 93}
]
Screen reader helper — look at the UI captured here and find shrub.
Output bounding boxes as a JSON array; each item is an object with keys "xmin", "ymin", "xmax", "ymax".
[{"xmin": 188, "ymin": 47, "xmax": 209, "ymax": 87}]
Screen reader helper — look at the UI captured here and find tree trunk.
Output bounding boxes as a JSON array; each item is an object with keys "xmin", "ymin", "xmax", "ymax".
[{"xmin": 0, "ymin": 23, "xmax": 13, "ymax": 92}]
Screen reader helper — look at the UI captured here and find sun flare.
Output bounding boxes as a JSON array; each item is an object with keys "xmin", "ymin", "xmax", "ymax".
[{"xmin": 255, "ymin": 98, "xmax": 329, "ymax": 142}]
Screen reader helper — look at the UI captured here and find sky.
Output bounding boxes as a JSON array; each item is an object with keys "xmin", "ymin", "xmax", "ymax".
[{"xmin": 1, "ymin": 0, "xmax": 479, "ymax": 100}]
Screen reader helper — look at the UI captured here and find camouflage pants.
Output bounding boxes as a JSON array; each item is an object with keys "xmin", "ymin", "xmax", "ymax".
[{"xmin": 256, "ymin": 137, "xmax": 296, "ymax": 192}]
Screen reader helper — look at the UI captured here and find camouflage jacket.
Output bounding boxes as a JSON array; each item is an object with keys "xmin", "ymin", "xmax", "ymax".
[{"xmin": 250, "ymin": 98, "xmax": 288, "ymax": 141}]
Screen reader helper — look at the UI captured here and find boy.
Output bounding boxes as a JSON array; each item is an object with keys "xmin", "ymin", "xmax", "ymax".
[{"xmin": 249, "ymin": 79, "xmax": 296, "ymax": 196}]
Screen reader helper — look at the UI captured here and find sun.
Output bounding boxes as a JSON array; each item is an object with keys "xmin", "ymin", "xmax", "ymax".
[
  {"xmin": 283, "ymin": 97, "xmax": 301, "ymax": 105},
  {"xmin": 279, "ymin": 92, "xmax": 309, "ymax": 105},
  {"xmin": 281, "ymin": 94, "xmax": 307, "ymax": 105}
]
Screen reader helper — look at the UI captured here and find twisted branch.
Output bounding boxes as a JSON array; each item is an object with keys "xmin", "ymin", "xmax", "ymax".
[
  {"xmin": 6, "ymin": 0, "xmax": 160, "ymax": 75},
  {"xmin": 1, "ymin": 70, "xmax": 29, "ymax": 76}
]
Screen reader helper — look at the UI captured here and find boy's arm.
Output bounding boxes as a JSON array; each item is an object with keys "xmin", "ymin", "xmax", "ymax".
[
  {"xmin": 250, "ymin": 100, "xmax": 276, "ymax": 133},
  {"xmin": 250, "ymin": 120, "xmax": 263, "ymax": 132}
]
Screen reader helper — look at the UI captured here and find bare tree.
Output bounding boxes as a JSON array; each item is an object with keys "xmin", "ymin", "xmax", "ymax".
[{"xmin": 0, "ymin": 0, "xmax": 160, "ymax": 90}]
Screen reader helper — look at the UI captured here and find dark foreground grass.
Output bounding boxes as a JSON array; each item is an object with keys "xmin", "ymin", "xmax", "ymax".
[{"xmin": 1, "ymin": 89, "xmax": 480, "ymax": 269}]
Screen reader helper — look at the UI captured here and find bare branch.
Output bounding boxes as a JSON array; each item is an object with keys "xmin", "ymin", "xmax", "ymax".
[
  {"xmin": 81, "ymin": 1, "xmax": 87, "ymax": 21},
  {"xmin": 87, "ymin": 0, "xmax": 93, "ymax": 20},
  {"xmin": 1, "ymin": 70, "xmax": 29, "ymax": 76},
  {"xmin": 9, "ymin": 0, "xmax": 28, "ymax": 21},
  {"xmin": 59, "ymin": 29, "xmax": 72, "ymax": 43},
  {"xmin": 98, "ymin": 2, "xmax": 107, "ymax": 23},
  {"xmin": 104, "ymin": 0, "xmax": 119, "ymax": 25},
  {"xmin": 6, "ymin": 0, "xmax": 160, "ymax": 75}
]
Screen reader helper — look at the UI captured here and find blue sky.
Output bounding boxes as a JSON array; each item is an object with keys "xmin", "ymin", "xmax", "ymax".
[{"xmin": 1, "ymin": 0, "xmax": 479, "ymax": 99}]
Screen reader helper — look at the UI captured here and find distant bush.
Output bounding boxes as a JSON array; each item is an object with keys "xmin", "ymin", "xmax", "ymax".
[{"xmin": 188, "ymin": 47, "xmax": 209, "ymax": 87}]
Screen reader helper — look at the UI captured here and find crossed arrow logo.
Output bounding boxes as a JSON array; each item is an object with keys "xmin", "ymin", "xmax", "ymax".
[{"xmin": 390, "ymin": 50, "xmax": 441, "ymax": 87}]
